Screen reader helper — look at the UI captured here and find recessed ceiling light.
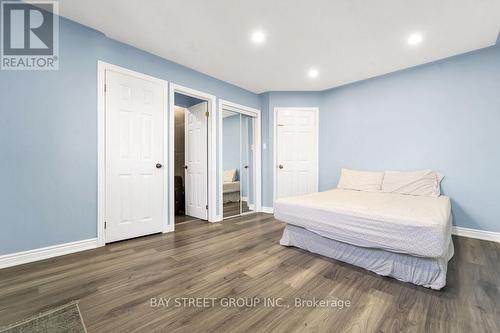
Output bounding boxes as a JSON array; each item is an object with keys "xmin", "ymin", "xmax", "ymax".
[
  {"xmin": 251, "ymin": 30, "xmax": 266, "ymax": 45},
  {"xmin": 407, "ymin": 33, "xmax": 423, "ymax": 46},
  {"xmin": 308, "ymin": 68, "xmax": 319, "ymax": 79}
]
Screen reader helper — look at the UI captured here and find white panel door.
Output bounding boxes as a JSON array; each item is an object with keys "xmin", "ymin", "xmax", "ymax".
[
  {"xmin": 276, "ymin": 108, "xmax": 318, "ymax": 200},
  {"xmin": 105, "ymin": 70, "xmax": 164, "ymax": 243},
  {"xmin": 185, "ymin": 102, "xmax": 208, "ymax": 219}
]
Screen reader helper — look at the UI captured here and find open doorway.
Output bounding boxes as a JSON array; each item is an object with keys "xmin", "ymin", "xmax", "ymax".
[
  {"xmin": 98, "ymin": 61, "xmax": 169, "ymax": 245},
  {"xmin": 173, "ymin": 92, "xmax": 208, "ymax": 224}
]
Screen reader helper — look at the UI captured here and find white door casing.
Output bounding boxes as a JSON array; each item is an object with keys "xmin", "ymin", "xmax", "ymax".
[
  {"xmin": 275, "ymin": 107, "xmax": 318, "ymax": 200},
  {"xmin": 218, "ymin": 99, "xmax": 262, "ymax": 219},
  {"xmin": 185, "ymin": 102, "xmax": 208, "ymax": 219},
  {"xmin": 105, "ymin": 70, "xmax": 165, "ymax": 243}
]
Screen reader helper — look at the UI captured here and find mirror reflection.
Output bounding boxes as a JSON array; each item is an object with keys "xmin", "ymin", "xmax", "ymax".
[
  {"xmin": 241, "ymin": 114, "xmax": 254, "ymax": 214},
  {"xmin": 222, "ymin": 110, "xmax": 256, "ymax": 218},
  {"xmin": 222, "ymin": 110, "xmax": 241, "ymax": 218}
]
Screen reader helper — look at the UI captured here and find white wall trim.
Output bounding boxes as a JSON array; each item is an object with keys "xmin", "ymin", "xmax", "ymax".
[
  {"xmin": 273, "ymin": 107, "xmax": 319, "ymax": 202},
  {"xmin": 97, "ymin": 61, "xmax": 105, "ymax": 246},
  {"xmin": 97, "ymin": 61, "xmax": 170, "ymax": 245},
  {"xmin": 261, "ymin": 206, "xmax": 274, "ymax": 214},
  {"xmin": 1, "ymin": 226, "xmax": 496, "ymax": 269},
  {"xmin": 0, "ymin": 239, "xmax": 98, "ymax": 269},
  {"xmin": 452, "ymin": 226, "xmax": 500, "ymax": 243},
  {"xmin": 220, "ymin": 99, "xmax": 261, "ymax": 117},
  {"xmin": 219, "ymin": 99, "xmax": 262, "ymax": 218},
  {"xmin": 169, "ymin": 83, "xmax": 217, "ymax": 225}
]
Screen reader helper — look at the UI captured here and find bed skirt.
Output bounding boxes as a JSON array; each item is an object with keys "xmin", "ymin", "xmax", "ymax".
[
  {"xmin": 280, "ymin": 224, "xmax": 454, "ymax": 290},
  {"xmin": 223, "ymin": 192, "xmax": 240, "ymax": 204}
]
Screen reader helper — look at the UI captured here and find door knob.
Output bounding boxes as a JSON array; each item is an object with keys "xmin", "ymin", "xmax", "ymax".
[
  {"xmin": 244, "ymin": 165, "xmax": 249, "ymax": 169},
  {"xmin": 156, "ymin": 163, "xmax": 163, "ymax": 169},
  {"xmin": 278, "ymin": 164, "xmax": 284, "ymax": 169},
  {"xmin": 184, "ymin": 165, "xmax": 188, "ymax": 169}
]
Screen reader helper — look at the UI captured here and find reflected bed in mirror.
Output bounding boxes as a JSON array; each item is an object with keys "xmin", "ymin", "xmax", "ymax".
[
  {"xmin": 223, "ymin": 168, "xmax": 240, "ymax": 218},
  {"xmin": 222, "ymin": 109, "xmax": 256, "ymax": 219}
]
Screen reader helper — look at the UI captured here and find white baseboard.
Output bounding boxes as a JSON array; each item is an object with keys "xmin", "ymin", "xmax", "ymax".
[
  {"xmin": 452, "ymin": 226, "xmax": 500, "ymax": 243},
  {"xmin": 0, "ymin": 238, "xmax": 98, "ymax": 269},
  {"xmin": 3, "ymin": 226, "xmax": 494, "ymax": 270},
  {"xmin": 210, "ymin": 215, "xmax": 223, "ymax": 223},
  {"xmin": 261, "ymin": 206, "xmax": 274, "ymax": 214}
]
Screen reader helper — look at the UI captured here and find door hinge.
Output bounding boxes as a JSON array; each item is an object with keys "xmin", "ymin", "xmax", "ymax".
[
  {"xmin": 205, "ymin": 111, "xmax": 209, "ymax": 117},
  {"xmin": 205, "ymin": 204, "xmax": 208, "ymax": 210},
  {"xmin": 104, "ymin": 221, "xmax": 107, "ymax": 229},
  {"xmin": 104, "ymin": 84, "xmax": 107, "ymax": 92}
]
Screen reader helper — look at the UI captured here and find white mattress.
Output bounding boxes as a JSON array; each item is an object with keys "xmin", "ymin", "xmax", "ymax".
[
  {"xmin": 274, "ymin": 189, "xmax": 452, "ymax": 258},
  {"xmin": 223, "ymin": 181, "xmax": 240, "ymax": 193},
  {"xmin": 280, "ymin": 224, "xmax": 453, "ymax": 289}
]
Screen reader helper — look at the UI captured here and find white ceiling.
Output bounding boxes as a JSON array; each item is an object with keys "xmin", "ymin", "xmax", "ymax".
[{"xmin": 59, "ymin": 0, "xmax": 500, "ymax": 93}]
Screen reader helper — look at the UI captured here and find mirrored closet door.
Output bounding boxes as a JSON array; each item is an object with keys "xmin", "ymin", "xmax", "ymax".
[
  {"xmin": 240, "ymin": 114, "xmax": 254, "ymax": 214},
  {"xmin": 222, "ymin": 110, "xmax": 256, "ymax": 218}
]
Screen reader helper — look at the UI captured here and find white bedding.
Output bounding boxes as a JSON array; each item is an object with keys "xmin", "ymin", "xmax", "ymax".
[
  {"xmin": 274, "ymin": 189, "xmax": 453, "ymax": 258},
  {"xmin": 223, "ymin": 181, "xmax": 240, "ymax": 193},
  {"xmin": 280, "ymin": 224, "xmax": 453, "ymax": 289}
]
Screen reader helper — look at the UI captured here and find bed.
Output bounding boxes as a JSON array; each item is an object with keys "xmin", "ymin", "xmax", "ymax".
[
  {"xmin": 223, "ymin": 181, "xmax": 240, "ymax": 203},
  {"xmin": 223, "ymin": 169, "xmax": 240, "ymax": 203},
  {"xmin": 274, "ymin": 169, "xmax": 454, "ymax": 289}
]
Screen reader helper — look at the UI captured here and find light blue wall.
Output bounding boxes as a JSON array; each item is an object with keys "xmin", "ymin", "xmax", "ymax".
[
  {"xmin": 222, "ymin": 114, "xmax": 254, "ymax": 200},
  {"xmin": 0, "ymin": 17, "xmax": 259, "ymax": 255},
  {"xmin": 259, "ymin": 45, "xmax": 500, "ymax": 234},
  {"xmin": 2, "ymin": 12, "xmax": 499, "ymax": 256},
  {"xmin": 241, "ymin": 115, "xmax": 254, "ymax": 200},
  {"xmin": 259, "ymin": 92, "xmax": 322, "ymax": 207},
  {"xmin": 223, "ymin": 115, "xmax": 240, "ymax": 175},
  {"xmin": 320, "ymin": 43, "xmax": 500, "ymax": 232}
]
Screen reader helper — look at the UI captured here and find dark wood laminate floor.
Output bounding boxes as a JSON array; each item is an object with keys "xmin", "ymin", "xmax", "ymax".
[
  {"xmin": 223, "ymin": 201, "xmax": 241, "ymax": 218},
  {"xmin": 223, "ymin": 200, "xmax": 251, "ymax": 218},
  {"xmin": 174, "ymin": 214, "xmax": 199, "ymax": 224},
  {"xmin": 1, "ymin": 213, "xmax": 499, "ymax": 332}
]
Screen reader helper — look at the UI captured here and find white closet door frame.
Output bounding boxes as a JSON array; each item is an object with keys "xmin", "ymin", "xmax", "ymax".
[
  {"xmin": 218, "ymin": 100, "xmax": 262, "ymax": 220},
  {"xmin": 168, "ymin": 84, "xmax": 217, "ymax": 229},
  {"xmin": 97, "ymin": 61, "xmax": 169, "ymax": 247},
  {"xmin": 273, "ymin": 107, "xmax": 319, "ymax": 202}
]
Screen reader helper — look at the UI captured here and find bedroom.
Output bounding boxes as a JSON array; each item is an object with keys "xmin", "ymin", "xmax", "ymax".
[{"xmin": 0, "ymin": 1, "xmax": 499, "ymax": 332}]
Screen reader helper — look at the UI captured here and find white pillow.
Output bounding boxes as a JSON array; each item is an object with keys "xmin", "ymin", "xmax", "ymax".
[
  {"xmin": 223, "ymin": 169, "xmax": 237, "ymax": 183},
  {"xmin": 382, "ymin": 169, "xmax": 444, "ymax": 197},
  {"xmin": 337, "ymin": 168, "xmax": 384, "ymax": 192}
]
